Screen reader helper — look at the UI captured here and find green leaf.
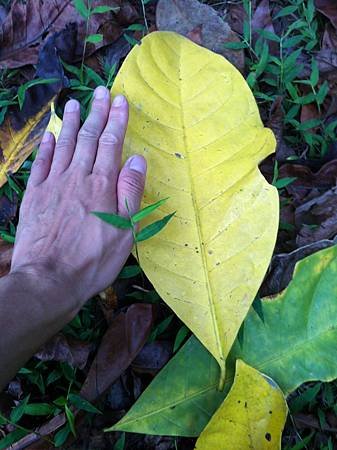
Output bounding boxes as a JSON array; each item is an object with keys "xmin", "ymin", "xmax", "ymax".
[
  {"xmin": 111, "ymin": 246, "xmax": 337, "ymax": 436},
  {"xmin": 92, "ymin": 211, "xmax": 132, "ymax": 229},
  {"xmin": 0, "ymin": 232, "xmax": 15, "ymax": 243},
  {"xmin": 273, "ymin": 177, "xmax": 297, "ymax": 189},
  {"xmin": 297, "ymin": 118, "xmax": 321, "ymax": 131},
  {"xmin": 73, "ymin": 0, "xmax": 89, "ymax": 18},
  {"xmin": 65, "ymin": 404, "xmax": 76, "ymax": 437},
  {"xmin": 317, "ymin": 81, "xmax": 329, "ymax": 105},
  {"xmin": 17, "ymin": 78, "xmax": 59, "ymax": 109},
  {"xmin": 274, "ymin": 5, "xmax": 298, "ymax": 19},
  {"xmin": 223, "ymin": 42, "xmax": 247, "ymax": 50},
  {"xmin": 68, "ymin": 394, "xmax": 102, "ymax": 414},
  {"xmin": 136, "ymin": 212, "xmax": 175, "ymax": 242},
  {"xmin": 54, "ymin": 424, "xmax": 71, "ymax": 447},
  {"xmin": 123, "ymin": 33, "xmax": 139, "ymax": 47},
  {"xmin": 84, "ymin": 65, "xmax": 105, "ymax": 86},
  {"xmin": 24, "ymin": 403, "xmax": 55, "ymax": 416},
  {"xmin": 0, "ymin": 429, "xmax": 27, "ymax": 450},
  {"xmin": 10, "ymin": 395, "xmax": 30, "ymax": 423},
  {"xmin": 293, "ymin": 92, "xmax": 316, "ymax": 105},
  {"xmin": 310, "ymin": 58, "xmax": 319, "ymax": 87},
  {"xmin": 149, "ymin": 314, "xmax": 174, "ymax": 342},
  {"xmin": 91, "ymin": 5, "xmax": 118, "ymax": 14},
  {"xmin": 282, "ymin": 35, "xmax": 303, "ymax": 49},
  {"xmin": 114, "ymin": 432, "xmax": 126, "ymax": 450},
  {"xmin": 107, "ymin": 336, "xmax": 224, "ymax": 436},
  {"xmin": 289, "ymin": 384, "xmax": 321, "ymax": 413},
  {"xmin": 255, "ymin": 42, "xmax": 269, "ymax": 78},
  {"xmin": 85, "ymin": 34, "xmax": 103, "ymax": 44},
  {"xmin": 62, "ymin": 59, "xmax": 81, "ymax": 78},
  {"xmin": 173, "ymin": 325, "xmax": 190, "ymax": 352},
  {"xmin": 257, "ymin": 29, "xmax": 281, "ymax": 42},
  {"xmin": 132, "ymin": 198, "xmax": 168, "ymax": 223},
  {"xmin": 126, "ymin": 23, "xmax": 146, "ymax": 31},
  {"xmin": 284, "ymin": 48, "xmax": 302, "ymax": 71},
  {"xmin": 118, "ymin": 265, "xmax": 141, "ymax": 279},
  {"xmin": 0, "ymin": 107, "xmax": 7, "ymax": 125}
]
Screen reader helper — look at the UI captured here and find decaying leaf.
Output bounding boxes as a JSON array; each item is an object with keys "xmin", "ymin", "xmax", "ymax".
[
  {"xmin": 0, "ymin": 0, "xmax": 122, "ymax": 68},
  {"xmin": 295, "ymin": 187, "xmax": 337, "ymax": 245},
  {"xmin": 316, "ymin": 0, "xmax": 337, "ymax": 30},
  {"xmin": 131, "ymin": 341, "xmax": 172, "ymax": 374},
  {"xmin": 0, "ymin": 25, "xmax": 67, "ymax": 187},
  {"xmin": 111, "ymin": 31, "xmax": 279, "ymax": 385},
  {"xmin": 80, "ymin": 303, "xmax": 153, "ymax": 402},
  {"xmin": 0, "ymin": 100, "xmax": 53, "ymax": 188},
  {"xmin": 112, "ymin": 245, "xmax": 337, "ymax": 437},
  {"xmin": 260, "ymin": 238, "xmax": 337, "ymax": 296},
  {"xmin": 195, "ymin": 360, "xmax": 287, "ymax": 450},
  {"xmin": 156, "ymin": 0, "xmax": 244, "ymax": 72},
  {"xmin": 252, "ymin": 0, "xmax": 274, "ymax": 35},
  {"xmin": 35, "ymin": 333, "xmax": 93, "ymax": 369}
]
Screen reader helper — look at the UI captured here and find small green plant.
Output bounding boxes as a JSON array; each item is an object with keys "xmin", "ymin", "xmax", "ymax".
[
  {"xmin": 72, "ymin": 0, "xmax": 119, "ymax": 81},
  {"xmin": 272, "ymin": 160, "xmax": 297, "ymax": 190},
  {"xmin": 0, "ymin": 72, "xmax": 59, "ymax": 126},
  {"xmin": 225, "ymin": 0, "xmax": 337, "ymax": 158},
  {"xmin": 92, "ymin": 197, "xmax": 175, "ymax": 244}
]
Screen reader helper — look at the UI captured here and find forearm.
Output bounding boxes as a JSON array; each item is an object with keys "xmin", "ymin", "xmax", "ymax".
[{"xmin": 0, "ymin": 269, "xmax": 80, "ymax": 389}]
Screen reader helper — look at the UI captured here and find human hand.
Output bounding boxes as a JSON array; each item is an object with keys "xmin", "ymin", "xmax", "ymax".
[{"xmin": 10, "ymin": 86, "xmax": 146, "ymax": 310}]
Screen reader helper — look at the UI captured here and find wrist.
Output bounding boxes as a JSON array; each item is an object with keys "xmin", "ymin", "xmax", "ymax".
[{"xmin": 8, "ymin": 260, "xmax": 82, "ymax": 320}]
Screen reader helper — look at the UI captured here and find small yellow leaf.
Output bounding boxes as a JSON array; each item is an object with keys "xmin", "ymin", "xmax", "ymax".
[
  {"xmin": 195, "ymin": 360, "xmax": 288, "ymax": 450},
  {"xmin": 111, "ymin": 31, "xmax": 279, "ymax": 385},
  {"xmin": 0, "ymin": 100, "xmax": 52, "ymax": 187},
  {"xmin": 46, "ymin": 102, "xmax": 62, "ymax": 138}
]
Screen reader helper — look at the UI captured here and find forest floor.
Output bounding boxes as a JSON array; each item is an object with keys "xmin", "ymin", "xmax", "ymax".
[{"xmin": 1, "ymin": 0, "xmax": 337, "ymax": 449}]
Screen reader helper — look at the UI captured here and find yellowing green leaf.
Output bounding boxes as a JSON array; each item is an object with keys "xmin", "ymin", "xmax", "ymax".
[
  {"xmin": 112, "ymin": 245, "xmax": 337, "ymax": 437},
  {"xmin": 0, "ymin": 100, "xmax": 52, "ymax": 187},
  {"xmin": 195, "ymin": 360, "xmax": 287, "ymax": 450},
  {"xmin": 107, "ymin": 336, "xmax": 223, "ymax": 436},
  {"xmin": 111, "ymin": 31, "xmax": 279, "ymax": 382}
]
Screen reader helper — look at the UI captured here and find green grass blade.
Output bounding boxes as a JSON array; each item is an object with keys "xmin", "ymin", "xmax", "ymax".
[
  {"xmin": 132, "ymin": 198, "xmax": 169, "ymax": 223},
  {"xmin": 92, "ymin": 212, "xmax": 132, "ymax": 229},
  {"xmin": 136, "ymin": 212, "xmax": 175, "ymax": 242}
]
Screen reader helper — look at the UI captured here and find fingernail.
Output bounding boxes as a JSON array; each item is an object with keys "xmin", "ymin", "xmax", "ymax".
[
  {"xmin": 65, "ymin": 99, "xmax": 79, "ymax": 113},
  {"xmin": 112, "ymin": 94, "xmax": 125, "ymax": 107},
  {"xmin": 128, "ymin": 155, "xmax": 147, "ymax": 174},
  {"xmin": 94, "ymin": 86, "xmax": 109, "ymax": 100},
  {"xmin": 41, "ymin": 131, "xmax": 53, "ymax": 144}
]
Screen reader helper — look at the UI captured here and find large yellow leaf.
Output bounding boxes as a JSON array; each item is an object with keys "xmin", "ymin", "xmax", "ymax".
[
  {"xmin": 111, "ymin": 31, "xmax": 278, "ymax": 385},
  {"xmin": 0, "ymin": 101, "xmax": 52, "ymax": 187},
  {"xmin": 195, "ymin": 360, "xmax": 288, "ymax": 450}
]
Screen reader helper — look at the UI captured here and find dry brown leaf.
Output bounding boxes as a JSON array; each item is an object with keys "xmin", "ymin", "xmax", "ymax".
[
  {"xmin": 156, "ymin": 0, "xmax": 244, "ymax": 72},
  {"xmin": 81, "ymin": 303, "xmax": 153, "ymax": 402},
  {"xmin": 0, "ymin": 25, "xmax": 68, "ymax": 186},
  {"xmin": 0, "ymin": 0, "xmax": 123, "ymax": 68},
  {"xmin": 260, "ymin": 238, "xmax": 337, "ymax": 296},
  {"xmin": 35, "ymin": 333, "xmax": 94, "ymax": 369},
  {"xmin": 316, "ymin": 0, "xmax": 337, "ymax": 30},
  {"xmin": 296, "ymin": 187, "xmax": 337, "ymax": 246},
  {"xmin": 0, "ymin": 100, "xmax": 52, "ymax": 188}
]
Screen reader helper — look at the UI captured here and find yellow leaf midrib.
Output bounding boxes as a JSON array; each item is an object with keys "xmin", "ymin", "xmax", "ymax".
[{"xmin": 175, "ymin": 38, "xmax": 224, "ymax": 373}]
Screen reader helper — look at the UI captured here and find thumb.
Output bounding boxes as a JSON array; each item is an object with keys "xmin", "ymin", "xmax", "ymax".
[{"xmin": 117, "ymin": 155, "xmax": 147, "ymax": 217}]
